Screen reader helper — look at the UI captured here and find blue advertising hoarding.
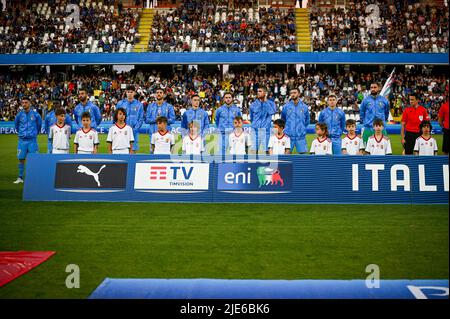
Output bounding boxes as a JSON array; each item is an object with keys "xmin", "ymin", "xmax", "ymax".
[{"xmin": 23, "ymin": 154, "xmax": 448, "ymax": 204}]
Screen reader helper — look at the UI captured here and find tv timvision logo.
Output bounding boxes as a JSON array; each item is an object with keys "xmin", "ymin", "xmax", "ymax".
[
  {"xmin": 134, "ymin": 162, "xmax": 210, "ymax": 191},
  {"xmin": 217, "ymin": 163, "xmax": 292, "ymax": 193},
  {"xmin": 54, "ymin": 162, "xmax": 128, "ymax": 191}
]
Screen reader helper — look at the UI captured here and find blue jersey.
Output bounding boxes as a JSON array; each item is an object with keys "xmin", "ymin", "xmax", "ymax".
[
  {"xmin": 215, "ymin": 104, "xmax": 242, "ymax": 133},
  {"xmin": 116, "ymin": 98, "xmax": 144, "ymax": 131},
  {"xmin": 250, "ymin": 99, "xmax": 276, "ymax": 130},
  {"xmin": 181, "ymin": 107, "xmax": 210, "ymax": 135},
  {"xmin": 360, "ymin": 94, "xmax": 390, "ymax": 128},
  {"xmin": 73, "ymin": 101, "xmax": 102, "ymax": 130},
  {"xmin": 14, "ymin": 109, "xmax": 42, "ymax": 139},
  {"xmin": 145, "ymin": 101, "xmax": 176, "ymax": 134},
  {"xmin": 318, "ymin": 107, "xmax": 346, "ymax": 139},
  {"xmin": 44, "ymin": 110, "xmax": 73, "ymax": 135},
  {"xmin": 281, "ymin": 99, "xmax": 310, "ymax": 139}
]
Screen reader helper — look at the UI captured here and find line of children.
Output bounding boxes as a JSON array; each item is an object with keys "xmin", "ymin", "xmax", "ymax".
[{"xmin": 44, "ymin": 110, "xmax": 439, "ymax": 156}]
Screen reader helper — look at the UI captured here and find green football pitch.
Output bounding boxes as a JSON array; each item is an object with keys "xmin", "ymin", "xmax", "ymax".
[{"xmin": 0, "ymin": 134, "xmax": 448, "ymax": 298}]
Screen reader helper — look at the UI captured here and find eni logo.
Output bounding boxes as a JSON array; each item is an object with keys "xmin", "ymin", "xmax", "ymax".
[{"xmin": 257, "ymin": 166, "xmax": 284, "ymax": 188}]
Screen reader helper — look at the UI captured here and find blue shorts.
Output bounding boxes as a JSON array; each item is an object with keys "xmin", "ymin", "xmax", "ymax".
[
  {"xmin": 290, "ymin": 137, "xmax": 308, "ymax": 154},
  {"xmin": 17, "ymin": 138, "xmax": 39, "ymax": 160}
]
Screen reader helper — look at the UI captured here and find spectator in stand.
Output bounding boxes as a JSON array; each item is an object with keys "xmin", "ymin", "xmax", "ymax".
[{"xmin": 310, "ymin": 1, "xmax": 448, "ymax": 53}]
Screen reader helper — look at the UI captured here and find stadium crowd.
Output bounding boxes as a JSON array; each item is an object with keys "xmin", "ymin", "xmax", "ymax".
[
  {"xmin": 0, "ymin": 67, "xmax": 448, "ymax": 124},
  {"xmin": 0, "ymin": 0, "xmax": 448, "ymax": 53},
  {"xmin": 149, "ymin": 1, "xmax": 296, "ymax": 52},
  {"xmin": 310, "ymin": 0, "xmax": 449, "ymax": 53},
  {"xmin": 0, "ymin": 0, "xmax": 139, "ymax": 54}
]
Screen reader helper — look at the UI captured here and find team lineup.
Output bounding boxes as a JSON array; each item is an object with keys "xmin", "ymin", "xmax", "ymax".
[{"xmin": 13, "ymin": 82, "xmax": 448, "ymax": 184}]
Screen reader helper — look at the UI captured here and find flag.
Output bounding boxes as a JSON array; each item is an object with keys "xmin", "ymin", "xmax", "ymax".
[{"xmin": 380, "ymin": 68, "xmax": 395, "ymax": 99}]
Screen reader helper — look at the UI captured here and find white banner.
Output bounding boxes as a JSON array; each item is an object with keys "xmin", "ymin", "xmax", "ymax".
[{"xmin": 134, "ymin": 163, "xmax": 210, "ymax": 190}]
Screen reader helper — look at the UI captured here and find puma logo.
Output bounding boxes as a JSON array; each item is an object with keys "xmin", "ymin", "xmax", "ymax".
[{"xmin": 76, "ymin": 165, "xmax": 106, "ymax": 187}]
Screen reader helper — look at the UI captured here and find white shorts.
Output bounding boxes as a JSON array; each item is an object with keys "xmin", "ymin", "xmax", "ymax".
[
  {"xmin": 52, "ymin": 149, "xmax": 69, "ymax": 154},
  {"xmin": 112, "ymin": 149, "xmax": 129, "ymax": 154},
  {"xmin": 77, "ymin": 150, "xmax": 93, "ymax": 154}
]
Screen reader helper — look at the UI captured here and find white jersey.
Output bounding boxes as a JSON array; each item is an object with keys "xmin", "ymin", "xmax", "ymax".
[
  {"xmin": 74, "ymin": 128, "xmax": 99, "ymax": 153},
  {"xmin": 268, "ymin": 134, "xmax": 291, "ymax": 155},
  {"xmin": 229, "ymin": 130, "xmax": 252, "ymax": 155},
  {"xmin": 310, "ymin": 137, "xmax": 333, "ymax": 155},
  {"xmin": 365, "ymin": 135, "xmax": 392, "ymax": 155},
  {"xmin": 107, "ymin": 123, "xmax": 134, "ymax": 152},
  {"xmin": 151, "ymin": 131, "xmax": 175, "ymax": 154},
  {"xmin": 341, "ymin": 134, "xmax": 364, "ymax": 155},
  {"xmin": 49, "ymin": 124, "xmax": 71, "ymax": 151},
  {"xmin": 182, "ymin": 134, "xmax": 204, "ymax": 155},
  {"xmin": 414, "ymin": 136, "xmax": 437, "ymax": 156}
]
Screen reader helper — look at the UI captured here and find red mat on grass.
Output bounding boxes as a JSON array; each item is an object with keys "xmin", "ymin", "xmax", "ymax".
[{"xmin": 0, "ymin": 251, "xmax": 55, "ymax": 287}]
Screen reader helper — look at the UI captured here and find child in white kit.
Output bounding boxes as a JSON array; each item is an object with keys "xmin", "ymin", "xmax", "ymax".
[
  {"xmin": 107, "ymin": 108, "xmax": 134, "ymax": 154},
  {"xmin": 49, "ymin": 108, "xmax": 71, "ymax": 154},
  {"xmin": 182, "ymin": 121, "xmax": 204, "ymax": 155},
  {"xmin": 310, "ymin": 122, "xmax": 332, "ymax": 155},
  {"xmin": 229, "ymin": 116, "xmax": 252, "ymax": 155},
  {"xmin": 341, "ymin": 119, "xmax": 364, "ymax": 155},
  {"xmin": 74, "ymin": 111, "xmax": 99, "ymax": 154},
  {"xmin": 268, "ymin": 119, "xmax": 291, "ymax": 155},
  {"xmin": 414, "ymin": 120, "xmax": 438, "ymax": 156},
  {"xmin": 151, "ymin": 116, "xmax": 175, "ymax": 154},
  {"xmin": 364, "ymin": 118, "xmax": 392, "ymax": 155}
]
